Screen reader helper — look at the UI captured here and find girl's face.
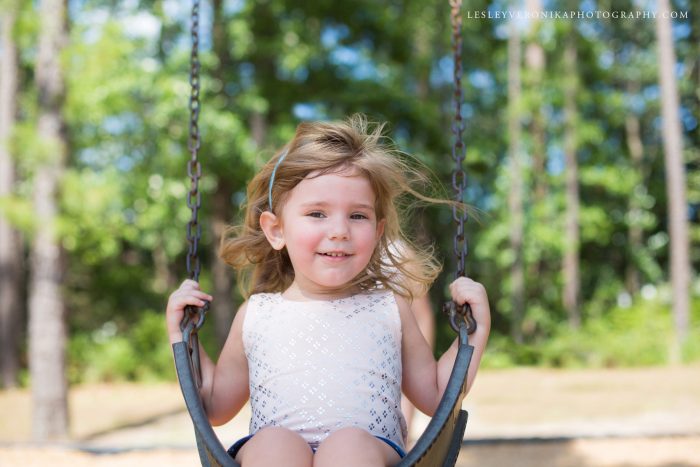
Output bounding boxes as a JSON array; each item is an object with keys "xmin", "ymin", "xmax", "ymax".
[{"xmin": 275, "ymin": 169, "xmax": 384, "ymax": 299}]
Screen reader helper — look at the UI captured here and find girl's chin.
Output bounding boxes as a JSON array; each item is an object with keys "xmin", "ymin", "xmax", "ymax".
[{"xmin": 300, "ymin": 280, "xmax": 359, "ymax": 296}]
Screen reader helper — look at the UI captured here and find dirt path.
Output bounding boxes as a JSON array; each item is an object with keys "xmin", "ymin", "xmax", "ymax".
[
  {"xmin": 456, "ymin": 436, "xmax": 700, "ymax": 467},
  {"xmin": 1, "ymin": 365, "xmax": 699, "ymax": 466},
  {"xmin": 2, "ymin": 436, "xmax": 700, "ymax": 467}
]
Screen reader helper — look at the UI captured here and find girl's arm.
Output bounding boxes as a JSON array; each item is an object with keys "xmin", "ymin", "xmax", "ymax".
[
  {"xmin": 399, "ymin": 276, "xmax": 490, "ymax": 416},
  {"xmin": 166, "ymin": 279, "xmax": 250, "ymax": 426}
]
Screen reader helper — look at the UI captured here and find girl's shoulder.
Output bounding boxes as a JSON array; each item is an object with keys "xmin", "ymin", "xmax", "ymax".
[
  {"xmin": 354, "ymin": 288, "xmax": 407, "ymax": 320},
  {"xmin": 239, "ymin": 293, "xmax": 279, "ymax": 336},
  {"xmin": 361, "ymin": 286, "xmax": 403, "ymax": 303},
  {"xmin": 248, "ymin": 291, "xmax": 282, "ymax": 300},
  {"xmin": 388, "ymin": 290, "xmax": 417, "ymax": 323},
  {"xmin": 246, "ymin": 291, "xmax": 282, "ymax": 309},
  {"xmin": 353, "ymin": 287, "xmax": 396, "ymax": 303}
]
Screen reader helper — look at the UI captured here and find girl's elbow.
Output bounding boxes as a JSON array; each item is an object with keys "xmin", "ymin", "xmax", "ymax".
[
  {"xmin": 419, "ymin": 393, "xmax": 442, "ymax": 418},
  {"xmin": 208, "ymin": 413, "xmax": 230, "ymax": 427},
  {"xmin": 207, "ymin": 403, "xmax": 237, "ymax": 426},
  {"xmin": 423, "ymin": 403, "xmax": 438, "ymax": 418}
]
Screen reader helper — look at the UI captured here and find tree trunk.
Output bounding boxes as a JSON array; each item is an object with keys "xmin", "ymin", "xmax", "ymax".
[
  {"xmin": 210, "ymin": 0, "xmax": 236, "ymax": 348},
  {"xmin": 250, "ymin": 112, "xmax": 267, "ymax": 166},
  {"xmin": 656, "ymin": 0, "xmax": 690, "ymax": 360},
  {"xmin": 624, "ymin": 82, "xmax": 645, "ymax": 296},
  {"xmin": 29, "ymin": 0, "xmax": 69, "ymax": 440},
  {"xmin": 411, "ymin": 2, "xmax": 434, "ymax": 102},
  {"xmin": 0, "ymin": 2, "xmax": 23, "ymax": 389},
  {"xmin": 525, "ymin": 0, "xmax": 547, "ymax": 202},
  {"xmin": 562, "ymin": 37, "xmax": 580, "ymax": 329},
  {"xmin": 211, "ymin": 184, "xmax": 235, "ymax": 347},
  {"xmin": 507, "ymin": 17, "xmax": 525, "ymax": 344}
]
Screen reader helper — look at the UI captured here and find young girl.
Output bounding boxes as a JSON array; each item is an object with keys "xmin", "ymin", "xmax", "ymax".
[{"xmin": 166, "ymin": 115, "xmax": 490, "ymax": 467}]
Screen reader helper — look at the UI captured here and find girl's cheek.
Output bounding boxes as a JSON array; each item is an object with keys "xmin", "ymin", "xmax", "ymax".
[{"xmin": 289, "ymin": 230, "xmax": 322, "ymax": 253}]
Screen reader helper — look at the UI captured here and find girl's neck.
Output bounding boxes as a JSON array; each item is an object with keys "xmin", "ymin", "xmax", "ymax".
[{"xmin": 282, "ymin": 281, "xmax": 360, "ymax": 302}]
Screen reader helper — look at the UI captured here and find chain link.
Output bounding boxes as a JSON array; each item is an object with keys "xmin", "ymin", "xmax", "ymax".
[
  {"xmin": 186, "ymin": 0, "xmax": 202, "ymax": 283},
  {"xmin": 181, "ymin": 0, "xmax": 208, "ymax": 388},
  {"xmin": 443, "ymin": 0, "xmax": 476, "ymax": 335}
]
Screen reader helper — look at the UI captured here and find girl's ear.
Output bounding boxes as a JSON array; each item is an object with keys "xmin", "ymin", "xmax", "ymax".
[{"xmin": 260, "ymin": 211, "xmax": 286, "ymax": 250}]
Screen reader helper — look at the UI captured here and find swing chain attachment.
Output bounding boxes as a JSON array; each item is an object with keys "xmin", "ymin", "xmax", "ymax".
[
  {"xmin": 446, "ymin": 0, "xmax": 476, "ymax": 335},
  {"xmin": 443, "ymin": 301, "xmax": 476, "ymax": 335},
  {"xmin": 181, "ymin": 0, "xmax": 208, "ymax": 389},
  {"xmin": 181, "ymin": 301, "xmax": 209, "ymax": 388}
]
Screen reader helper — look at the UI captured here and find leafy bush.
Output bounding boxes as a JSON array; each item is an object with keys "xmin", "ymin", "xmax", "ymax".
[
  {"xmin": 482, "ymin": 295, "xmax": 700, "ymax": 369},
  {"xmin": 69, "ymin": 310, "xmax": 175, "ymax": 383}
]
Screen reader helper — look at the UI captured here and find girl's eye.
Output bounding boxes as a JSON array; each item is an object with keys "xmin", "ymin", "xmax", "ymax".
[
  {"xmin": 350, "ymin": 213, "xmax": 369, "ymax": 220},
  {"xmin": 308, "ymin": 211, "xmax": 325, "ymax": 218}
]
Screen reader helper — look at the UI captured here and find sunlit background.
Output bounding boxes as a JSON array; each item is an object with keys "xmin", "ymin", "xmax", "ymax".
[{"xmin": 0, "ymin": 0, "xmax": 698, "ymax": 465}]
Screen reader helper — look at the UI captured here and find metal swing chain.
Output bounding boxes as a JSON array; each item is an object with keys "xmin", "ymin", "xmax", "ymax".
[
  {"xmin": 180, "ymin": 0, "xmax": 209, "ymax": 388},
  {"xmin": 443, "ymin": 0, "xmax": 476, "ymax": 335},
  {"xmin": 186, "ymin": 0, "xmax": 202, "ymax": 284}
]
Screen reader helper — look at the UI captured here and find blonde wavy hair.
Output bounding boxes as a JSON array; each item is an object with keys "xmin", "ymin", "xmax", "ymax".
[{"xmin": 220, "ymin": 114, "xmax": 452, "ymax": 299}]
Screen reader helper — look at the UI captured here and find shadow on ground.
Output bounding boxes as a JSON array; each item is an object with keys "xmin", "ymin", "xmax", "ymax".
[{"xmin": 456, "ymin": 436, "xmax": 700, "ymax": 467}]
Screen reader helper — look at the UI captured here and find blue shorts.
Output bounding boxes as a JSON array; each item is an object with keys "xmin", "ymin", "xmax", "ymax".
[{"xmin": 227, "ymin": 433, "xmax": 406, "ymax": 459}]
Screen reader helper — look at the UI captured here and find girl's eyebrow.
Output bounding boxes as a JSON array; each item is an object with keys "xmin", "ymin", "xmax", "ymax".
[
  {"xmin": 299, "ymin": 201, "xmax": 375, "ymax": 211},
  {"xmin": 352, "ymin": 203, "xmax": 376, "ymax": 211}
]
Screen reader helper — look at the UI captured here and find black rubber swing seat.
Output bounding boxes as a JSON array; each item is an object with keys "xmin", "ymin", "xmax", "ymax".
[{"xmin": 172, "ymin": 319, "xmax": 473, "ymax": 467}]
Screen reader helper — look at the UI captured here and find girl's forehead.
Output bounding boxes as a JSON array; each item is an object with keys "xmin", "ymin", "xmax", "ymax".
[
  {"xmin": 289, "ymin": 169, "xmax": 375, "ymax": 201},
  {"xmin": 305, "ymin": 165, "xmax": 363, "ymax": 180}
]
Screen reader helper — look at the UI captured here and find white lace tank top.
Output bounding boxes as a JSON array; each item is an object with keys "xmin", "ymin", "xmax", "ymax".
[{"xmin": 242, "ymin": 290, "xmax": 407, "ymax": 450}]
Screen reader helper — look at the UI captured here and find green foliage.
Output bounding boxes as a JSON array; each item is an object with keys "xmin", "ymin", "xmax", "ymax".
[
  {"xmin": 3, "ymin": 0, "xmax": 698, "ymax": 385},
  {"xmin": 482, "ymin": 295, "xmax": 700, "ymax": 369},
  {"xmin": 59, "ymin": 169, "xmax": 124, "ymax": 263},
  {"xmin": 68, "ymin": 311, "xmax": 174, "ymax": 383},
  {"xmin": 0, "ymin": 194, "xmax": 35, "ymax": 233}
]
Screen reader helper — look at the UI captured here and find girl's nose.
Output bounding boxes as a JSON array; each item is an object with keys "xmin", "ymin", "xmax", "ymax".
[{"xmin": 328, "ymin": 217, "xmax": 350, "ymax": 240}]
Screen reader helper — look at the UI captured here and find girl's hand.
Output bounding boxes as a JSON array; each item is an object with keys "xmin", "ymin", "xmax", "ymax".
[
  {"xmin": 166, "ymin": 279, "xmax": 213, "ymax": 344},
  {"xmin": 448, "ymin": 276, "xmax": 491, "ymax": 331}
]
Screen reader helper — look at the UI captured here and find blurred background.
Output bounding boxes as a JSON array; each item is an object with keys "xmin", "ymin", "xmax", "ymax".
[{"xmin": 0, "ymin": 0, "xmax": 698, "ymax": 465}]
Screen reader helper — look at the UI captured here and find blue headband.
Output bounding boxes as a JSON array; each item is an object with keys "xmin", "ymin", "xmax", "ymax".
[{"xmin": 268, "ymin": 148, "xmax": 289, "ymax": 211}]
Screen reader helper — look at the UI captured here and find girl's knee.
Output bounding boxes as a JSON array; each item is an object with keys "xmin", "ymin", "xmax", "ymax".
[
  {"xmin": 237, "ymin": 426, "xmax": 312, "ymax": 466},
  {"xmin": 253, "ymin": 426, "xmax": 306, "ymax": 443},
  {"xmin": 315, "ymin": 427, "xmax": 400, "ymax": 466}
]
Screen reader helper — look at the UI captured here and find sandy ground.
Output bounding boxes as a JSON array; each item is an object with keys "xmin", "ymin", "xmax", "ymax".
[{"xmin": 1, "ymin": 365, "xmax": 699, "ymax": 466}]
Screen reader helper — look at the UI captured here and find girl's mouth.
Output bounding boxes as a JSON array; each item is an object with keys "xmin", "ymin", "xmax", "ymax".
[{"xmin": 320, "ymin": 251, "xmax": 351, "ymax": 257}]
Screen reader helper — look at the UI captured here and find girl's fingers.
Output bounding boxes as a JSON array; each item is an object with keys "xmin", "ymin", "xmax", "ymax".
[
  {"xmin": 170, "ymin": 287, "xmax": 212, "ymax": 301},
  {"xmin": 178, "ymin": 297, "xmax": 207, "ymax": 308},
  {"xmin": 185, "ymin": 290, "xmax": 213, "ymax": 301},
  {"xmin": 181, "ymin": 283, "xmax": 212, "ymax": 301},
  {"xmin": 173, "ymin": 294, "xmax": 210, "ymax": 309},
  {"xmin": 449, "ymin": 277, "xmax": 487, "ymax": 306},
  {"xmin": 449, "ymin": 277, "xmax": 491, "ymax": 327},
  {"xmin": 179, "ymin": 279, "xmax": 201, "ymax": 291},
  {"xmin": 167, "ymin": 291, "xmax": 213, "ymax": 315},
  {"xmin": 166, "ymin": 281, "xmax": 211, "ymax": 340}
]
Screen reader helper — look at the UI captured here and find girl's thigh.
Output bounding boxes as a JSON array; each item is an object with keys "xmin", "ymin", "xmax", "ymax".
[
  {"xmin": 235, "ymin": 426, "xmax": 313, "ymax": 467},
  {"xmin": 314, "ymin": 427, "xmax": 402, "ymax": 467}
]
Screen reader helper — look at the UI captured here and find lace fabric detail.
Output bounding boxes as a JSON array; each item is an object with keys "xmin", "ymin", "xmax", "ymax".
[{"xmin": 243, "ymin": 290, "xmax": 407, "ymax": 450}]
